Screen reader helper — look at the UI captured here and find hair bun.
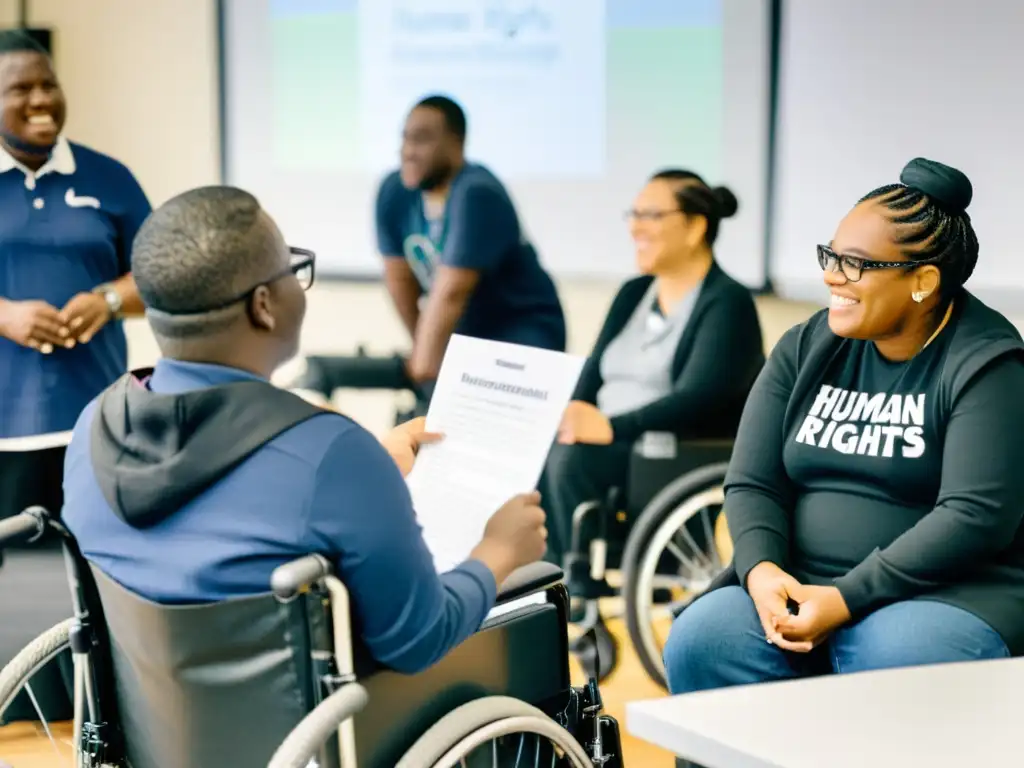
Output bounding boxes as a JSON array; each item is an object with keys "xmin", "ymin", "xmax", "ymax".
[
  {"xmin": 899, "ymin": 158, "xmax": 973, "ymax": 214},
  {"xmin": 711, "ymin": 186, "xmax": 738, "ymax": 218}
]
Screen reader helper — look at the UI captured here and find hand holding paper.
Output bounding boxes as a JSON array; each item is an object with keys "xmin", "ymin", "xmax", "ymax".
[{"xmin": 405, "ymin": 335, "xmax": 584, "ymax": 579}]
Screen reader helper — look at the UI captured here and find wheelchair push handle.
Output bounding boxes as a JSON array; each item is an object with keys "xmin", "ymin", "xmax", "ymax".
[
  {"xmin": 271, "ymin": 554, "xmax": 333, "ymax": 600},
  {"xmin": 0, "ymin": 505, "xmax": 49, "ymax": 548}
]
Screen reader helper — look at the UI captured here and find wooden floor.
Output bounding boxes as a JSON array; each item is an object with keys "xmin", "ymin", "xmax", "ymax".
[{"xmin": 0, "ymin": 614, "xmax": 672, "ymax": 767}]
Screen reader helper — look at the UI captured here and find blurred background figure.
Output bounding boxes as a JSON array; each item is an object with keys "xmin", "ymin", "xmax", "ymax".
[
  {"xmin": 295, "ymin": 95, "xmax": 565, "ymax": 417},
  {"xmin": 541, "ymin": 170, "xmax": 763, "ymax": 587}
]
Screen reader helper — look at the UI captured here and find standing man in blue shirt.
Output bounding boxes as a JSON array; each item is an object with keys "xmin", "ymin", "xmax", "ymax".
[
  {"xmin": 298, "ymin": 95, "xmax": 566, "ymax": 411},
  {"xmin": 0, "ymin": 31, "xmax": 151, "ymax": 525},
  {"xmin": 0, "ymin": 30, "xmax": 151, "ymax": 724},
  {"xmin": 62, "ymin": 185, "xmax": 550, "ymax": 676}
]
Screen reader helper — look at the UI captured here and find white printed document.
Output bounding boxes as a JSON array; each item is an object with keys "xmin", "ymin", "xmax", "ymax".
[{"xmin": 406, "ymin": 335, "xmax": 584, "ymax": 581}]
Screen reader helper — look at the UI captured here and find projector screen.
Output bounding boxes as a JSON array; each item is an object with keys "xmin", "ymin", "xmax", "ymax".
[
  {"xmin": 221, "ymin": 0, "xmax": 772, "ymax": 286},
  {"xmin": 771, "ymin": 0, "xmax": 1024, "ymax": 314}
]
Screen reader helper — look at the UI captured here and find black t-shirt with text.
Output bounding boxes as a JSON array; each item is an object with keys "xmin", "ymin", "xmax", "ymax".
[{"xmin": 783, "ymin": 333, "xmax": 951, "ymax": 582}]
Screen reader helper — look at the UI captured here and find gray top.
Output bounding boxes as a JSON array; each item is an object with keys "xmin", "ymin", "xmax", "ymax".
[{"xmin": 597, "ymin": 278, "xmax": 702, "ymax": 418}]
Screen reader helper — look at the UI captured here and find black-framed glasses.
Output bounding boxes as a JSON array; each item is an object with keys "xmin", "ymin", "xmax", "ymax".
[
  {"xmin": 623, "ymin": 208, "xmax": 684, "ymax": 222},
  {"xmin": 166, "ymin": 246, "xmax": 316, "ymax": 315},
  {"xmin": 817, "ymin": 244, "xmax": 940, "ymax": 283}
]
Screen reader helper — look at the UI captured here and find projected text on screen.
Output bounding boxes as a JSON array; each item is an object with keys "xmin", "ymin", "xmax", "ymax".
[{"xmin": 359, "ymin": 0, "xmax": 606, "ymax": 179}]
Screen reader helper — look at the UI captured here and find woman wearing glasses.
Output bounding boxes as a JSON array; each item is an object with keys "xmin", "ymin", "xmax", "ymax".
[
  {"xmin": 540, "ymin": 169, "xmax": 764, "ymax": 587},
  {"xmin": 664, "ymin": 158, "xmax": 1024, "ymax": 704}
]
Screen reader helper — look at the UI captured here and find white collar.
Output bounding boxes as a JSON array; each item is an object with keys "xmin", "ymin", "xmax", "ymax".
[{"xmin": 0, "ymin": 136, "xmax": 76, "ymax": 179}]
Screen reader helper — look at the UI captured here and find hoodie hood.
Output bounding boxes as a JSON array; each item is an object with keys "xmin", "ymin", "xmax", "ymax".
[{"xmin": 90, "ymin": 370, "xmax": 325, "ymax": 528}]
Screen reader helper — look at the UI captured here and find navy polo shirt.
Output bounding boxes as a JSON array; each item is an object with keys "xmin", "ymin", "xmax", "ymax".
[
  {"xmin": 375, "ymin": 162, "xmax": 566, "ymax": 352},
  {"xmin": 0, "ymin": 138, "xmax": 151, "ymax": 440}
]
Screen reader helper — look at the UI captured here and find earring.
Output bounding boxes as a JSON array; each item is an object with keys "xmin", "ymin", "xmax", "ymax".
[{"xmin": 912, "ymin": 291, "xmax": 929, "ymax": 303}]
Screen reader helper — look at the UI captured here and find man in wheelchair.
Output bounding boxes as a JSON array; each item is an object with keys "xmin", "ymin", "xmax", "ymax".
[{"xmin": 17, "ymin": 185, "xmax": 622, "ymax": 766}]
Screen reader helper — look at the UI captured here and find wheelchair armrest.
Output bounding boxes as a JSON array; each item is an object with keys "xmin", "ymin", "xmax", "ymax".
[
  {"xmin": 496, "ymin": 561, "xmax": 564, "ymax": 605},
  {"xmin": 271, "ymin": 554, "xmax": 334, "ymax": 600}
]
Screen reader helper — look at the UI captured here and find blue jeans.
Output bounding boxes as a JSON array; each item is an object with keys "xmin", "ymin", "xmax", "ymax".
[{"xmin": 664, "ymin": 586, "xmax": 1009, "ymax": 694}]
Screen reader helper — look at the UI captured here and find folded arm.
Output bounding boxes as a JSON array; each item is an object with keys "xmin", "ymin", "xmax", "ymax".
[
  {"xmin": 110, "ymin": 167, "xmax": 152, "ymax": 317},
  {"xmin": 724, "ymin": 326, "xmax": 800, "ymax": 588},
  {"xmin": 408, "ymin": 265, "xmax": 478, "ymax": 381},
  {"xmin": 835, "ymin": 355, "xmax": 1024, "ymax": 617},
  {"xmin": 309, "ymin": 424, "xmax": 497, "ymax": 674}
]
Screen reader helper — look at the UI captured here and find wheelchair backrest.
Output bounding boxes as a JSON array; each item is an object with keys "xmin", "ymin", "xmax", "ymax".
[{"xmin": 90, "ymin": 565, "xmax": 328, "ymax": 768}]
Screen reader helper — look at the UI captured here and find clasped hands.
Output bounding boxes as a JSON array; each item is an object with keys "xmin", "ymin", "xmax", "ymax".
[
  {"xmin": 0, "ymin": 293, "xmax": 112, "ymax": 353},
  {"xmin": 746, "ymin": 561, "xmax": 852, "ymax": 652}
]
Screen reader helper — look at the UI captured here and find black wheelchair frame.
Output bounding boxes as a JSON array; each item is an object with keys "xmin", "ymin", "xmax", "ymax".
[
  {"xmin": 0, "ymin": 507, "xmax": 626, "ymax": 768},
  {"xmin": 296, "ymin": 350, "xmax": 431, "ymax": 424},
  {"xmin": 563, "ymin": 437, "xmax": 735, "ymax": 687}
]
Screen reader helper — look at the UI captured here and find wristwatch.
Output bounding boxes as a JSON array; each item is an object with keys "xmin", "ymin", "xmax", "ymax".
[{"xmin": 93, "ymin": 283, "xmax": 124, "ymax": 319}]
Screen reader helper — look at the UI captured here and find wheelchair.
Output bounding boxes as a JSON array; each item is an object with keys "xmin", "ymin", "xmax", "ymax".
[
  {"xmin": 0, "ymin": 507, "xmax": 625, "ymax": 768},
  {"xmin": 293, "ymin": 349, "xmax": 429, "ymax": 425},
  {"xmin": 564, "ymin": 434, "xmax": 734, "ymax": 691}
]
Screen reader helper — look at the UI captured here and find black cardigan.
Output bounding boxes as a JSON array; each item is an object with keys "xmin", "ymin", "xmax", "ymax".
[{"xmin": 573, "ymin": 262, "xmax": 765, "ymax": 442}]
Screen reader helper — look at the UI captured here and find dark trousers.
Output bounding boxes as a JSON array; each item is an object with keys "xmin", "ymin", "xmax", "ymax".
[
  {"xmin": 538, "ymin": 441, "xmax": 632, "ymax": 570},
  {"xmin": 0, "ymin": 446, "xmax": 75, "ymax": 724}
]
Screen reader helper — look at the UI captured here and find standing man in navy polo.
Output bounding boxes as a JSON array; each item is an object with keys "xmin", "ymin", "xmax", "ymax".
[
  {"xmin": 297, "ymin": 95, "xmax": 566, "ymax": 409},
  {"xmin": 0, "ymin": 30, "xmax": 151, "ymax": 721},
  {"xmin": 0, "ymin": 31, "xmax": 150, "ymax": 524}
]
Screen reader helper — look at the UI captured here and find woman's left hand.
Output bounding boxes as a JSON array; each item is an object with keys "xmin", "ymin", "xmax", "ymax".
[
  {"xmin": 771, "ymin": 584, "xmax": 852, "ymax": 651},
  {"xmin": 381, "ymin": 416, "xmax": 444, "ymax": 477},
  {"xmin": 558, "ymin": 401, "xmax": 614, "ymax": 446}
]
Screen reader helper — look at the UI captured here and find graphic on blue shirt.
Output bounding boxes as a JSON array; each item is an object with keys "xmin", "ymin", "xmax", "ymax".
[
  {"xmin": 402, "ymin": 211, "xmax": 448, "ymax": 290},
  {"xmin": 375, "ymin": 162, "xmax": 566, "ymax": 352}
]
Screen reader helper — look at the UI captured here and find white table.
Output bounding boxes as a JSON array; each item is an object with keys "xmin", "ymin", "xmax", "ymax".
[{"xmin": 627, "ymin": 657, "xmax": 1024, "ymax": 767}]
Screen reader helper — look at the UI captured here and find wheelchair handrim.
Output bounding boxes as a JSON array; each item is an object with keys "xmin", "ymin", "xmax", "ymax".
[{"xmin": 633, "ymin": 486, "xmax": 726, "ymax": 684}]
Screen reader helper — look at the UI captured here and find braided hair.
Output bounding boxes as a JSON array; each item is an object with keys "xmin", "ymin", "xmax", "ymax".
[
  {"xmin": 858, "ymin": 158, "xmax": 979, "ymax": 301},
  {"xmin": 650, "ymin": 169, "xmax": 738, "ymax": 247}
]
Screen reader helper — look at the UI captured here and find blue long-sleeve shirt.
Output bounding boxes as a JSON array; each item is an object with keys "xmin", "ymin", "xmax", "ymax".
[{"xmin": 61, "ymin": 358, "xmax": 497, "ymax": 674}]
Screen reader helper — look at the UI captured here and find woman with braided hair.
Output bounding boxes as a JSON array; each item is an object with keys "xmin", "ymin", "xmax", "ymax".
[{"xmin": 664, "ymin": 157, "xmax": 1024, "ymax": 697}]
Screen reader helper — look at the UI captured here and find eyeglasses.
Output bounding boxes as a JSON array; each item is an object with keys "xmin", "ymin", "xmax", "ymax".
[
  {"xmin": 169, "ymin": 246, "xmax": 316, "ymax": 315},
  {"xmin": 817, "ymin": 244, "xmax": 940, "ymax": 283},
  {"xmin": 623, "ymin": 208, "xmax": 684, "ymax": 222}
]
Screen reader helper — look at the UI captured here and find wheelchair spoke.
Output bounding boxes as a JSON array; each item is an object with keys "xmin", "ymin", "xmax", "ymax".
[
  {"xmin": 664, "ymin": 537, "xmax": 714, "ymax": 584},
  {"xmin": 21, "ymin": 681, "xmax": 70, "ymax": 765},
  {"xmin": 700, "ymin": 507, "xmax": 721, "ymax": 568},
  {"xmin": 675, "ymin": 519, "xmax": 717, "ymax": 573}
]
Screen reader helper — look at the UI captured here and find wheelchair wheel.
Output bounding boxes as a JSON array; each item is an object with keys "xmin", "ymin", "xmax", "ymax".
[
  {"xmin": 0, "ymin": 618, "xmax": 93, "ymax": 765},
  {"xmin": 0, "ymin": 617, "xmax": 72, "ymax": 717},
  {"xmin": 395, "ymin": 695, "xmax": 593, "ymax": 768},
  {"xmin": 621, "ymin": 463, "xmax": 731, "ymax": 690}
]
